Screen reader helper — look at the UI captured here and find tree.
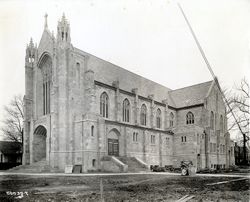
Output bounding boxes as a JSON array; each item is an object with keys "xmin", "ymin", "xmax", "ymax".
[
  {"xmin": 226, "ymin": 78, "xmax": 249, "ymax": 164},
  {"xmin": 1, "ymin": 95, "xmax": 24, "ymax": 143}
]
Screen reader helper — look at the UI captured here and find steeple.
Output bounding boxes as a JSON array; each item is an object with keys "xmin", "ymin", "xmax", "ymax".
[{"xmin": 57, "ymin": 13, "xmax": 71, "ymax": 44}]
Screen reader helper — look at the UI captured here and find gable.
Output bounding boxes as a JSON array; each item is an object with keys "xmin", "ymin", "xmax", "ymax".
[
  {"xmin": 205, "ymin": 81, "xmax": 226, "ymax": 113},
  {"xmin": 37, "ymin": 30, "xmax": 54, "ymax": 61},
  {"xmin": 169, "ymin": 81, "xmax": 213, "ymax": 108}
]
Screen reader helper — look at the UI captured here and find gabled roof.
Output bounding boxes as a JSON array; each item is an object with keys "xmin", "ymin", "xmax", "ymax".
[
  {"xmin": 0, "ymin": 141, "xmax": 22, "ymax": 155},
  {"xmin": 168, "ymin": 80, "xmax": 213, "ymax": 108}
]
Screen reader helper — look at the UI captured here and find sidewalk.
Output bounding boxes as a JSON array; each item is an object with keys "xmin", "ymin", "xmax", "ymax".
[{"xmin": 0, "ymin": 171, "xmax": 249, "ymax": 178}]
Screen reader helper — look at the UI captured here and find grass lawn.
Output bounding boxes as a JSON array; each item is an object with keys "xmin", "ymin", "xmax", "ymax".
[{"xmin": 0, "ymin": 174, "xmax": 249, "ymax": 201}]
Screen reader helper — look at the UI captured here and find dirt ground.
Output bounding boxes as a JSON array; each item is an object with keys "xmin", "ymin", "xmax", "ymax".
[{"xmin": 0, "ymin": 174, "xmax": 249, "ymax": 202}]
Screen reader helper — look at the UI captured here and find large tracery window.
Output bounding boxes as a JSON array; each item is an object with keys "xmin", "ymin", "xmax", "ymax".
[
  {"xmin": 140, "ymin": 104, "xmax": 147, "ymax": 126},
  {"xmin": 100, "ymin": 92, "xmax": 109, "ymax": 118},
  {"xmin": 156, "ymin": 108, "xmax": 161, "ymax": 128},
  {"xmin": 186, "ymin": 112, "xmax": 194, "ymax": 124},
  {"xmin": 40, "ymin": 55, "xmax": 52, "ymax": 115},
  {"xmin": 122, "ymin": 99, "xmax": 130, "ymax": 122}
]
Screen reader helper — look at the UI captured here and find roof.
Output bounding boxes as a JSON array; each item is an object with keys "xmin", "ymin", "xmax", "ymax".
[
  {"xmin": 0, "ymin": 141, "xmax": 22, "ymax": 155},
  {"xmin": 73, "ymin": 47, "xmax": 213, "ymax": 108},
  {"xmin": 74, "ymin": 47, "xmax": 172, "ymax": 102},
  {"xmin": 169, "ymin": 80, "xmax": 213, "ymax": 108}
]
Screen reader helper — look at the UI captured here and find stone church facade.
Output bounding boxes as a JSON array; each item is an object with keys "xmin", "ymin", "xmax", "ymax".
[{"xmin": 23, "ymin": 15, "xmax": 235, "ymax": 172}]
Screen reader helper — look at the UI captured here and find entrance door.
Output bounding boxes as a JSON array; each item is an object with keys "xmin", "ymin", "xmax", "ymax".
[{"xmin": 108, "ymin": 139, "xmax": 119, "ymax": 156}]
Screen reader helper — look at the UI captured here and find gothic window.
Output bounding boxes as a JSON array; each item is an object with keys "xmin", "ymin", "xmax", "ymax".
[
  {"xmin": 122, "ymin": 99, "xmax": 130, "ymax": 122},
  {"xmin": 186, "ymin": 112, "xmax": 194, "ymax": 124},
  {"xmin": 220, "ymin": 115, "xmax": 223, "ymax": 133},
  {"xmin": 91, "ymin": 126, "xmax": 94, "ymax": 137},
  {"xmin": 76, "ymin": 62, "xmax": 80, "ymax": 87},
  {"xmin": 100, "ymin": 92, "xmax": 109, "ymax": 118},
  {"xmin": 92, "ymin": 159, "xmax": 96, "ymax": 167},
  {"xmin": 140, "ymin": 104, "xmax": 147, "ymax": 126},
  {"xmin": 169, "ymin": 112, "xmax": 174, "ymax": 127},
  {"xmin": 151, "ymin": 135, "xmax": 155, "ymax": 144},
  {"xmin": 156, "ymin": 108, "xmax": 161, "ymax": 128},
  {"xmin": 166, "ymin": 137, "xmax": 170, "ymax": 146},
  {"xmin": 181, "ymin": 136, "xmax": 187, "ymax": 142},
  {"xmin": 133, "ymin": 132, "xmax": 138, "ymax": 142},
  {"xmin": 40, "ymin": 55, "xmax": 52, "ymax": 115},
  {"xmin": 210, "ymin": 111, "xmax": 214, "ymax": 129}
]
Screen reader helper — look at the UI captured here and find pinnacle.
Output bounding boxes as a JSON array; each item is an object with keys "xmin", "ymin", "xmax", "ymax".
[
  {"xmin": 44, "ymin": 13, "xmax": 48, "ymax": 29},
  {"xmin": 29, "ymin": 38, "xmax": 34, "ymax": 47}
]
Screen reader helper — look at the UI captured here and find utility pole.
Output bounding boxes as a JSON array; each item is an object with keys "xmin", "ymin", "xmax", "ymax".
[{"xmin": 177, "ymin": 2, "xmax": 247, "ymax": 165}]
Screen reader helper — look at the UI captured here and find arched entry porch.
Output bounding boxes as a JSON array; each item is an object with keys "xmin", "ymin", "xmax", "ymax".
[
  {"xmin": 33, "ymin": 125, "xmax": 47, "ymax": 162},
  {"xmin": 107, "ymin": 129, "xmax": 120, "ymax": 156}
]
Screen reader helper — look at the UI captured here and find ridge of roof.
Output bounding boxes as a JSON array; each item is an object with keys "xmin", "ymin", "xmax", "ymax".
[{"xmin": 169, "ymin": 80, "xmax": 213, "ymax": 93}]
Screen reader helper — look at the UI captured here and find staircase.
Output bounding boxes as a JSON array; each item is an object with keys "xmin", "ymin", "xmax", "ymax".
[
  {"xmin": 7, "ymin": 159, "xmax": 52, "ymax": 173},
  {"xmin": 118, "ymin": 157, "xmax": 149, "ymax": 172}
]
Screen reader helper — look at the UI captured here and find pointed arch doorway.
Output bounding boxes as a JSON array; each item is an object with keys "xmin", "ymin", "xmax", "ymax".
[
  {"xmin": 33, "ymin": 125, "xmax": 47, "ymax": 162},
  {"xmin": 107, "ymin": 129, "xmax": 120, "ymax": 156}
]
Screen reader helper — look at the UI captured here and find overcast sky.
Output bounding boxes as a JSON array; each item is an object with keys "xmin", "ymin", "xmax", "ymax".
[{"xmin": 0, "ymin": 0, "xmax": 249, "ymax": 139}]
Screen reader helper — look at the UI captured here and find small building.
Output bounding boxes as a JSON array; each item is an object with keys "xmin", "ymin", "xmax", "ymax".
[{"xmin": 0, "ymin": 141, "xmax": 22, "ymax": 169}]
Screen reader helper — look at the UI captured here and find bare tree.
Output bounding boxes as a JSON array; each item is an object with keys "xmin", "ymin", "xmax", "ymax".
[
  {"xmin": 226, "ymin": 78, "xmax": 249, "ymax": 164},
  {"xmin": 1, "ymin": 95, "xmax": 24, "ymax": 143}
]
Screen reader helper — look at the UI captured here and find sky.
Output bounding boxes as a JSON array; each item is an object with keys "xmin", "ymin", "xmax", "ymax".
[{"xmin": 0, "ymin": 0, "xmax": 249, "ymax": 140}]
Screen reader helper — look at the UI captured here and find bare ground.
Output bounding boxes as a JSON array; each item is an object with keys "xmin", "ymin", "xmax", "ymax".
[{"xmin": 0, "ymin": 174, "xmax": 249, "ymax": 202}]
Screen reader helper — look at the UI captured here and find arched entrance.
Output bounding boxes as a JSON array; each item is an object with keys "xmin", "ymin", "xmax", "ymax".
[
  {"xmin": 33, "ymin": 125, "xmax": 47, "ymax": 162},
  {"xmin": 107, "ymin": 129, "xmax": 120, "ymax": 156}
]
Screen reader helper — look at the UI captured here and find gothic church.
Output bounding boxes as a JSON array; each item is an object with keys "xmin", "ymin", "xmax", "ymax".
[{"xmin": 23, "ymin": 14, "xmax": 235, "ymax": 172}]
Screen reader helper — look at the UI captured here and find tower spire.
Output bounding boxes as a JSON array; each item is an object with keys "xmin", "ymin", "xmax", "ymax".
[
  {"xmin": 57, "ymin": 13, "xmax": 71, "ymax": 44},
  {"xmin": 44, "ymin": 13, "xmax": 48, "ymax": 29}
]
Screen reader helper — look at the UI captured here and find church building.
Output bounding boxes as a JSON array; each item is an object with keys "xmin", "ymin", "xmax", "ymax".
[{"xmin": 23, "ymin": 14, "xmax": 235, "ymax": 172}]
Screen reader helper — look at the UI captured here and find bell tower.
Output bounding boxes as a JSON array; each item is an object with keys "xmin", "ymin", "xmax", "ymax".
[{"xmin": 23, "ymin": 38, "xmax": 37, "ymax": 165}]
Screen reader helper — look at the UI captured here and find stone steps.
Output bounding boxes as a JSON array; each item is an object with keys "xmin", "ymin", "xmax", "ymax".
[
  {"xmin": 8, "ymin": 159, "xmax": 51, "ymax": 173},
  {"xmin": 118, "ymin": 157, "xmax": 148, "ymax": 172}
]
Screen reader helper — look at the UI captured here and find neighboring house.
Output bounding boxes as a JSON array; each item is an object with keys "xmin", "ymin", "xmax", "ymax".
[
  {"xmin": 23, "ymin": 14, "xmax": 235, "ymax": 172},
  {"xmin": 0, "ymin": 141, "xmax": 22, "ymax": 169},
  {"xmin": 234, "ymin": 142, "xmax": 249, "ymax": 165}
]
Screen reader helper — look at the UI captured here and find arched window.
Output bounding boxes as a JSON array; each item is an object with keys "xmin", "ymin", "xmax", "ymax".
[
  {"xmin": 220, "ymin": 115, "xmax": 223, "ymax": 133},
  {"xmin": 76, "ymin": 62, "xmax": 80, "ymax": 87},
  {"xmin": 156, "ymin": 108, "xmax": 161, "ymax": 128},
  {"xmin": 169, "ymin": 112, "xmax": 174, "ymax": 127},
  {"xmin": 210, "ymin": 111, "xmax": 214, "ymax": 129},
  {"xmin": 39, "ymin": 55, "xmax": 52, "ymax": 115},
  {"xmin": 100, "ymin": 92, "xmax": 109, "ymax": 118},
  {"xmin": 91, "ymin": 125, "xmax": 94, "ymax": 137},
  {"xmin": 92, "ymin": 159, "xmax": 96, "ymax": 167},
  {"xmin": 186, "ymin": 112, "xmax": 194, "ymax": 124},
  {"xmin": 140, "ymin": 104, "xmax": 147, "ymax": 126},
  {"xmin": 122, "ymin": 99, "xmax": 130, "ymax": 122}
]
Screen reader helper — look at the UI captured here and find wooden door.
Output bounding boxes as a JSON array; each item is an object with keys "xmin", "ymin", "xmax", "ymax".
[{"xmin": 108, "ymin": 139, "xmax": 119, "ymax": 156}]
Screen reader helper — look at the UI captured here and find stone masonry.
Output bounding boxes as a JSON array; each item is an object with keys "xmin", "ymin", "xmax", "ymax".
[{"xmin": 23, "ymin": 14, "xmax": 235, "ymax": 172}]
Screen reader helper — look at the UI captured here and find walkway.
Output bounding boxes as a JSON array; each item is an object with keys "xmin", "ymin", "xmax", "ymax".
[{"xmin": 0, "ymin": 171, "xmax": 249, "ymax": 178}]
